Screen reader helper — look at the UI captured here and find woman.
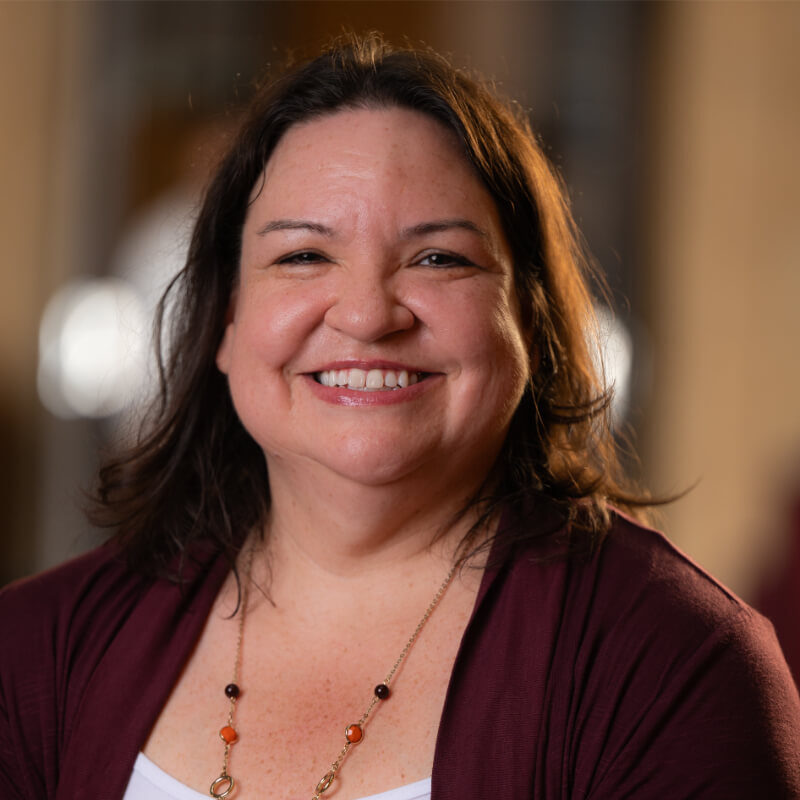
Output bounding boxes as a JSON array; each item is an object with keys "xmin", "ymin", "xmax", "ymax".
[{"xmin": 1, "ymin": 35, "xmax": 798, "ymax": 799}]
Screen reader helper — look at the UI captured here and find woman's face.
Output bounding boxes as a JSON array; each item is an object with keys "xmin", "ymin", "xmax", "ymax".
[{"xmin": 217, "ymin": 107, "xmax": 531, "ymax": 491}]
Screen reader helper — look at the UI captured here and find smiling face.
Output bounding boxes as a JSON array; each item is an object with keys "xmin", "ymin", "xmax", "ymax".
[{"xmin": 216, "ymin": 107, "xmax": 531, "ymax": 493}]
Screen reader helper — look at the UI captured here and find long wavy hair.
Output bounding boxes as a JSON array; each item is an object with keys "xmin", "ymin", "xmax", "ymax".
[{"xmin": 91, "ymin": 34, "xmax": 648, "ymax": 578}]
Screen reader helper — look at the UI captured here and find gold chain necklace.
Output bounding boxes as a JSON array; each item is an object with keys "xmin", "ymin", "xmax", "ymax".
[{"xmin": 210, "ymin": 554, "xmax": 457, "ymax": 799}]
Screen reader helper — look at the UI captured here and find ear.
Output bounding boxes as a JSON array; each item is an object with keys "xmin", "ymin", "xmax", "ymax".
[{"xmin": 215, "ymin": 288, "xmax": 239, "ymax": 375}]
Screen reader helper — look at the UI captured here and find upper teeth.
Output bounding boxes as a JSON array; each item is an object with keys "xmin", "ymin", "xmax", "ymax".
[{"xmin": 316, "ymin": 368, "xmax": 420, "ymax": 390}]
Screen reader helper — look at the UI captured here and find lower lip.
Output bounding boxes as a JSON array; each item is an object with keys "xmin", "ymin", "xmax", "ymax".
[{"xmin": 303, "ymin": 374, "xmax": 442, "ymax": 406}]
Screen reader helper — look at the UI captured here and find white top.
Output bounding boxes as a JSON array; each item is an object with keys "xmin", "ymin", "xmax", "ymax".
[{"xmin": 122, "ymin": 752, "xmax": 432, "ymax": 800}]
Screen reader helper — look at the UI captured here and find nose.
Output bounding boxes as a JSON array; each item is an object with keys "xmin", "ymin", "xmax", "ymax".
[{"xmin": 323, "ymin": 273, "xmax": 415, "ymax": 342}]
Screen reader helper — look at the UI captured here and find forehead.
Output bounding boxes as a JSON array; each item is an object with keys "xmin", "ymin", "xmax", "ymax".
[
  {"xmin": 246, "ymin": 107, "xmax": 501, "ymax": 228},
  {"xmin": 269, "ymin": 106, "xmax": 465, "ymax": 172}
]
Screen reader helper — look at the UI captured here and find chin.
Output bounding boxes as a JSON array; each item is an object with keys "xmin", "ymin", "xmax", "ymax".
[
  {"xmin": 319, "ymin": 447, "xmax": 429, "ymax": 488},
  {"xmin": 309, "ymin": 433, "xmax": 497, "ymax": 493}
]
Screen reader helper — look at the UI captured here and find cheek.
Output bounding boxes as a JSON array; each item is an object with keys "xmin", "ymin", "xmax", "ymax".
[
  {"xmin": 417, "ymin": 283, "xmax": 530, "ymax": 426},
  {"xmin": 480, "ymin": 308, "xmax": 531, "ymax": 415},
  {"xmin": 216, "ymin": 322, "xmax": 235, "ymax": 374},
  {"xmin": 493, "ymin": 304, "xmax": 532, "ymax": 379},
  {"xmin": 223, "ymin": 284, "xmax": 323, "ymax": 372},
  {"xmin": 434, "ymin": 285, "xmax": 529, "ymax": 379}
]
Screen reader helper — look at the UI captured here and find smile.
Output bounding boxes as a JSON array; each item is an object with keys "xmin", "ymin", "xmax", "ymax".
[{"xmin": 315, "ymin": 368, "xmax": 423, "ymax": 391}]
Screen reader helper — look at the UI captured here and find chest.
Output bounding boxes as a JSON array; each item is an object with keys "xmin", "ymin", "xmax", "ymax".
[{"xmin": 143, "ymin": 587, "xmax": 474, "ymax": 800}]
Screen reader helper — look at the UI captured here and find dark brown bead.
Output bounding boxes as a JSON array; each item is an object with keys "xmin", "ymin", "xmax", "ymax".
[
  {"xmin": 224, "ymin": 683, "xmax": 240, "ymax": 699},
  {"xmin": 374, "ymin": 684, "xmax": 390, "ymax": 700}
]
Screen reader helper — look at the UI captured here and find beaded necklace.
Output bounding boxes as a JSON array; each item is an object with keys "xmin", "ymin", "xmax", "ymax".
[{"xmin": 210, "ymin": 554, "xmax": 458, "ymax": 799}]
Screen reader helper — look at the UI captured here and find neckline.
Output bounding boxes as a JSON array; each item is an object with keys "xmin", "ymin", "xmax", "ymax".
[{"xmin": 133, "ymin": 752, "xmax": 433, "ymax": 800}]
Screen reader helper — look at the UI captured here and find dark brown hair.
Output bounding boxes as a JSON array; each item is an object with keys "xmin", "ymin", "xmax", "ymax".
[{"xmin": 92, "ymin": 34, "xmax": 647, "ymax": 578}]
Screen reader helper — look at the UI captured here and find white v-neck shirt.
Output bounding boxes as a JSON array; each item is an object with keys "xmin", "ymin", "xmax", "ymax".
[{"xmin": 123, "ymin": 752, "xmax": 432, "ymax": 800}]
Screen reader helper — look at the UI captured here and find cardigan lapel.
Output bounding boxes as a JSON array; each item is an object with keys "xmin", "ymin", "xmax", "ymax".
[{"xmin": 55, "ymin": 550, "xmax": 230, "ymax": 800}]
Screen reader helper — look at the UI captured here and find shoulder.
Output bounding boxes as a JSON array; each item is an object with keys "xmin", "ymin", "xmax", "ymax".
[
  {"xmin": 0, "ymin": 543, "xmax": 150, "ymax": 796},
  {"xmin": 0, "ymin": 541, "xmax": 148, "ymax": 658},
  {"xmin": 493, "ymin": 507, "xmax": 800, "ymax": 794},
  {"xmin": 0, "ymin": 541, "xmax": 229, "ymax": 797},
  {"xmin": 0, "ymin": 538, "xmax": 227, "ymax": 699},
  {"xmin": 0, "ymin": 539, "xmax": 140, "ymax": 605},
  {"xmin": 582, "ymin": 510, "xmax": 753, "ymax": 627},
  {"xmin": 498, "ymin": 508, "xmax": 794, "ymax": 703},
  {"xmin": 571, "ymin": 512, "xmax": 793, "ymax": 697},
  {"xmin": 501, "ymin": 507, "xmax": 764, "ymax": 639}
]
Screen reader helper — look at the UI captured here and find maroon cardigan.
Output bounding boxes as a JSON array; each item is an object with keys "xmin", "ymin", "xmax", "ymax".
[{"xmin": 1, "ymin": 509, "xmax": 798, "ymax": 798}]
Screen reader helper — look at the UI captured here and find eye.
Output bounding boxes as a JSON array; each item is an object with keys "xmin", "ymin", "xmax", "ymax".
[
  {"xmin": 276, "ymin": 250, "xmax": 329, "ymax": 265},
  {"xmin": 416, "ymin": 251, "xmax": 476, "ymax": 269}
]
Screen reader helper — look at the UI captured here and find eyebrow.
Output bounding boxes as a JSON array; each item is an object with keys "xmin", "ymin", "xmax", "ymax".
[
  {"xmin": 256, "ymin": 218, "xmax": 489, "ymax": 240},
  {"xmin": 256, "ymin": 219, "xmax": 335, "ymax": 237},
  {"xmin": 400, "ymin": 219, "xmax": 489, "ymax": 240}
]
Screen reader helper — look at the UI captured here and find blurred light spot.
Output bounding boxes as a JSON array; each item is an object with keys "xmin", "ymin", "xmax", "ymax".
[
  {"xmin": 108, "ymin": 189, "xmax": 195, "ymax": 430},
  {"xmin": 37, "ymin": 278, "xmax": 147, "ymax": 419},
  {"xmin": 591, "ymin": 304, "xmax": 634, "ymax": 425}
]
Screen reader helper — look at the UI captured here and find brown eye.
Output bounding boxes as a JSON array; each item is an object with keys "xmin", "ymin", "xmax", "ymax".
[
  {"xmin": 277, "ymin": 251, "xmax": 327, "ymax": 265},
  {"xmin": 418, "ymin": 251, "xmax": 474, "ymax": 268}
]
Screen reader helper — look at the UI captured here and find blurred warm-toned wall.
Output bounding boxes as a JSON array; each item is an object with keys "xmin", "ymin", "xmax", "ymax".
[
  {"xmin": 0, "ymin": 3, "xmax": 91, "ymax": 581},
  {"xmin": 1, "ymin": 2, "xmax": 799, "ymax": 619},
  {"xmin": 643, "ymin": 2, "xmax": 800, "ymax": 599},
  {"xmin": 0, "ymin": 3, "xmax": 99, "ymax": 582},
  {"xmin": 0, "ymin": 3, "xmax": 47, "ymax": 580}
]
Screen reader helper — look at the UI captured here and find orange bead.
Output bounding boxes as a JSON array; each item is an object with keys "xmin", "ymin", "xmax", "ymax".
[
  {"xmin": 345, "ymin": 724, "xmax": 363, "ymax": 743},
  {"xmin": 219, "ymin": 725, "xmax": 238, "ymax": 744}
]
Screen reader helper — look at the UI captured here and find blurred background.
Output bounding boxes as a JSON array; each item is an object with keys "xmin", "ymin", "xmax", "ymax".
[{"xmin": 1, "ymin": 1, "xmax": 798, "ymax": 676}]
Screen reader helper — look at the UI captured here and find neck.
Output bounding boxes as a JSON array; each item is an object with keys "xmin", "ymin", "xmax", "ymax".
[{"xmin": 255, "ymin": 458, "xmax": 490, "ymax": 590}]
